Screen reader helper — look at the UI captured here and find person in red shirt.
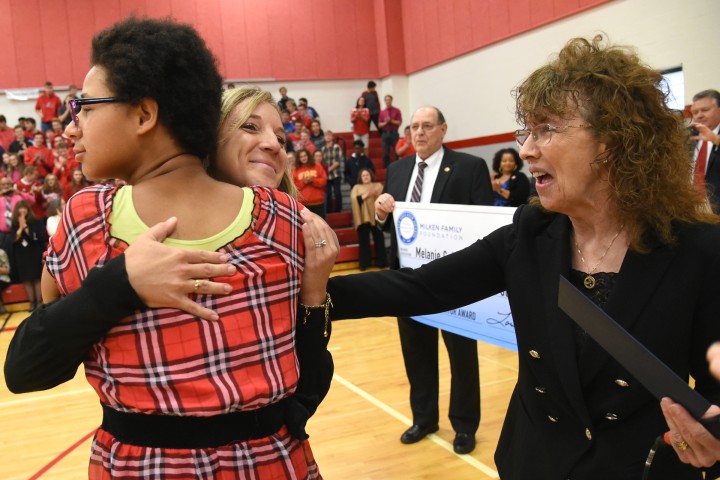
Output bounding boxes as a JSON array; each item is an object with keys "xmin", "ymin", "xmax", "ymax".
[
  {"xmin": 395, "ymin": 126, "xmax": 416, "ymax": 158},
  {"xmin": 23, "ymin": 132, "xmax": 53, "ymax": 178},
  {"xmin": 296, "ymin": 104, "xmax": 313, "ymax": 129},
  {"xmin": 15, "ymin": 166, "xmax": 45, "ymax": 223},
  {"xmin": 351, "ymin": 96, "xmax": 371, "ymax": 153},
  {"xmin": 286, "ymin": 99, "xmax": 300, "ymax": 123},
  {"xmin": 62, "ymin": 168, "xmax": 89, "ymax": 201},
  {"xmin": 35, "ymin": 82, "xmax": 63, "ymax": 133},
  {"xmin": 48, "ymin": 118, "xmax": 69, "ymax": 148},
  {"xmin": 21, "ymin": 118, "xmax": 39, "ymax": 140},
  {"xmin": 52, "ymin": 142, "xmax": 77, "ymax": 186},
  {"xmin": 0, "ymin": 115, "xmax": 15, "ymax": 152},
  {"xmin": 293, "ymin": 148, "xmax": 327, "ymax": 218}
]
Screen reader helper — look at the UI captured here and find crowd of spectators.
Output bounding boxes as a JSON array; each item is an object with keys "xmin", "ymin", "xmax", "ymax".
[
  {"xmin": 0, "ymin": 79, "xmax": 534, "ymax": 310},
  {"xmin": 0, "ymin": 83, "xmax": 92, "ymax": 310}
]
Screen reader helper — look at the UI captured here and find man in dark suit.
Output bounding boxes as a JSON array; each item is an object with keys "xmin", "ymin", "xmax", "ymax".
[
  {"xmin": 374, "ymin": 106, "xmax": 492, "ymax": 454},
  {"xmin": 690, "ymin": 89, "xmax": 720, "ymax": 212}
]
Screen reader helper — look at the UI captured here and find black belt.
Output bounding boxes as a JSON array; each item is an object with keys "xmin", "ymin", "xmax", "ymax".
[{"xmin": 101, "ymin": 400, "xmax": 287, "ymax": 449}]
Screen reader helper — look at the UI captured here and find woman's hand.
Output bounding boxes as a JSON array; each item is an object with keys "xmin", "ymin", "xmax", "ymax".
[
  {"xmin": 299, "ymin": 208, "xmax": 338, "ymax": 306},
  {"xmin": 661, "ymin": 398, "xmax": 720, "ymax": 467},
  {"xmin": 125, "ymin": 217, "xmax": 236, "ymax": 321}
]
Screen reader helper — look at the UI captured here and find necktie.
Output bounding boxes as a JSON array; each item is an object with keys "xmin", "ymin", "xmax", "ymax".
[
  {"xmin": 410, "ymin": 162, "xmax": 427, "ymax": 203},
  {"xmin": 694, "ymin": 140, "xmax": 708, "ymax": 190},
  {"xmin": 5, "ymin": 197, "xmax": 11, "ymax": 229}
]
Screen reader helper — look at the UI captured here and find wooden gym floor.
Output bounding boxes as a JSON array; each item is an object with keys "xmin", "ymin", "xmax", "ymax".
[{"xmin": 0, "ymin": 268, "xmax": 518, "ymax": 479}]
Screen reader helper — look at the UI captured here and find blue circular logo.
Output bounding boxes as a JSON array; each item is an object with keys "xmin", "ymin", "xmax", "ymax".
[{"xmin": 396, "ymin": 211, "xmax": 418, "ymax": 245}]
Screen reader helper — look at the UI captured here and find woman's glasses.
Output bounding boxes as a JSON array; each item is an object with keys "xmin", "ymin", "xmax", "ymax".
[
  {"xmin": 69, "ymin": 97, "xmax": 130, "ymax": 127},
  {"xmin": 514, "ymin": 124, "xmax": 589, "ymax": 147}
]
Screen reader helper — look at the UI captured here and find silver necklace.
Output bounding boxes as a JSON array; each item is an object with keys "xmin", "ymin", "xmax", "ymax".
[{"xmin": 574, "ymin": 226, "xmax": 623, "ymax": 289}]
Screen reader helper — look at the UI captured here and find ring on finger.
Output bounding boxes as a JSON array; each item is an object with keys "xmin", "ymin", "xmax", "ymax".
[
  {"xmin": 673, "ymin": 439, "xmax": 690, "ymax": 452},
  {"xmin": 194, "ymin": 279, "xmax": 201, "ymax": 292},
  {"xmin": 314, "ymin": 239, "xmax": 328, "ymax": 248}
]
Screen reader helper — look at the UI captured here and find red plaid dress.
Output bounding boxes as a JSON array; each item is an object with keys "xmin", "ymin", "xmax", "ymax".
[{"xmin": 46, "ymin": 185, "xmax": 321, "ymax": 479}]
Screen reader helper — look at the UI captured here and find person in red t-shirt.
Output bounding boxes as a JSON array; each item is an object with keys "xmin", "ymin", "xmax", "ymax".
[
  {"xmin": 52, "ymin": 142, "xmax": 78, "ymax": 186},
  {"xmin": 23, "ymin": 133, "xmax": 53, "ymax": 178},
  {"xmin": 48, "ymin": 118, "xmax": 68, "ymax": 148},
  {"xmin": 286, "ymin": 99, "xmax": 300, "ymax": 123},
  {"xmin": 351, "ymin": 96, "xmax": 371, "ymax": 153},
  {"xmin": 293, "ymin": 148, "xmax": 327, "ymax": 218},
  {"xmin": 0, "ymin": 115, "xmax": 15, "ymax": 152},
  {"xmin": 22, "ymin": 118, "xmax": 39, "ymax": 140},
  {"xmin": 62, "ymin": 168, "xmax": 89, "ymax": 202},
  {"xmin": 395, "ymin": 126, "xmax": 416, "ymax": 158},
  {"xmin": 296, "ymin": 104, "xmax": 313, "ymax": 129},
  {"xmin": 35, "ymin": 82, "xmax": 63, "ymax": 133},
  {"xmin": 15, "ymin": 166, "xmax": 45, "ymax": 222}
]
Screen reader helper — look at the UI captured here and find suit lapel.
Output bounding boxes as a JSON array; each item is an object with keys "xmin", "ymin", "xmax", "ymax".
[
  {"xmin": 577, "ymin": 237, "xmax": 676, "ymax": 383},
  {"xmin": 708, "ymin": 143, "xmax": 720, "ymax": 173},
  {"xmin": 536, "ymin": 214, "xmax": 590, "ymax": 420},
  {"xmin": 389, "ymin": 156, "xmax": 416, "ymax": 200},
  {"xmin": 430, "ymin": 150, "xmax": 454, "ymax": 203}
]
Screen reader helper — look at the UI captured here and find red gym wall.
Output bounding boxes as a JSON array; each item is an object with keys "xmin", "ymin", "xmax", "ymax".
[{"xmin": 0, "ymin": 0, "xmax": 611, "ymax": 90}]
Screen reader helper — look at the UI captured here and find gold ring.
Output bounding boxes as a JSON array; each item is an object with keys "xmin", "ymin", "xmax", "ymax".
[
  {"xmin": 673, "ymin": 440, "xmax": 690, "ymax": 452},
  {"xmin": 194, "ymin": 279, "xmax": 201, "ymax": 292}
]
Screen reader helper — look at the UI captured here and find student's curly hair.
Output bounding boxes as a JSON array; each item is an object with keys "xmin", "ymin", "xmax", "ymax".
[
  {"xmin": 514, "ymin": 34, "xmax": 717, "ymax": 252},
  {"xmin": 91, "ymin": 17, "xmax": 222, "ymax": 160},
  {"xmin": 491, "ymin": 148, "xmax": 523, "ymax": 175}
]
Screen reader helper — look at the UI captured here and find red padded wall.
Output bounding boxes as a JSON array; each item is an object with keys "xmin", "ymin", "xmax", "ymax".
[
  {"xmin": 400, "ymin": 0, "xmax": 612, "ymax": 74},
  {"xmin": 0, "ymin": 0, "xmax": 612, "ymax": 89}
]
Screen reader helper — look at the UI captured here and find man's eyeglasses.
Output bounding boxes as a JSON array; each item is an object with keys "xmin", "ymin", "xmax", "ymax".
[
  {"xmin": 514, "ymin": 124, "xmax": 589, "ymax": 147},
  {"xmin": 69, "ymin": 97, "xmax": 130, "ymax": 127},
  {"xmin": 410, "ymin": 123, "xmax": 438, "ymax": 133}
]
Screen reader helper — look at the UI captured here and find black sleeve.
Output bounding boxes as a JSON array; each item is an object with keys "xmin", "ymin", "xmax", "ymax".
[
  {"xmin": 4, "ymin": 254, "xmax": 145, "ymax": 393},
  {"xmin": 328, "ymin": 225, "xmax": 509, "ymax": 320},
  {"xmin": 280, "ymin": 304, "xmax": 334, "ymax": 441},
  {"xmin": 294, "ymin": 306, "xmax": 333, "ymax": 406}
]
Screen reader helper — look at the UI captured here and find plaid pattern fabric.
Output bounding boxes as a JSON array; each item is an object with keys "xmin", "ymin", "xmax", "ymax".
[
  {"xmin": 321, "ymin": 143, "xmax": 344, "ymax": 181},
  {"xmin": 46, "ymin": 185, "xmax": 320, "ymax": 479}
]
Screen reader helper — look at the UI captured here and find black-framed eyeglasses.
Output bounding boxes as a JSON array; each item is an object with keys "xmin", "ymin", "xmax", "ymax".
[
  {"xmin": 69, "ymin": 97, "xmax": 130, "ymax": 127},
  {"xmin": 514, "ymin": 123, "xmax": 589, "ymax": 147}
]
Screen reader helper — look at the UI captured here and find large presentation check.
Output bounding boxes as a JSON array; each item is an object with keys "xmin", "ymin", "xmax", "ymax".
[{"xmin": 394, "ymin": 202, "xmax": 518, "ymax": 351}]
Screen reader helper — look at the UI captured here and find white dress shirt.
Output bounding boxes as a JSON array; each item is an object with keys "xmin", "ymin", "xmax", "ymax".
[
  {"xmin": 404, "ymin": 147, "xmax": 444, "ymax": 203},
  {"xmin": 694, "ymin": 125, "xmax": 720, "ymax": 175}
]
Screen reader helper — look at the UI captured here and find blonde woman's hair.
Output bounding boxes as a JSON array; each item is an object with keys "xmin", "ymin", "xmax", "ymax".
[{"xmin": 211, "ymin": 86, "xmax": 297, "ymax": 198}]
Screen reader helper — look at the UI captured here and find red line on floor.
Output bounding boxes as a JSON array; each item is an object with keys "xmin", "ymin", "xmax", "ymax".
[{"xmin": 29, "ymin": 429, "xmax": 95, "ymax": 479}]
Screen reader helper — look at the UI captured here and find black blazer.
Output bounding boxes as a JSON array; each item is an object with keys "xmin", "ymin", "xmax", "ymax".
[
  {"xmin": 329, "ymin": 205, "xmax": 720, "ymax": 479},
  {"xmin": 382, "ymin": 148, "xmax": 493, "ymax": 268},
  {"xmin": 704, "ymin": 141, "xmax": 720, "ymax": 213}
]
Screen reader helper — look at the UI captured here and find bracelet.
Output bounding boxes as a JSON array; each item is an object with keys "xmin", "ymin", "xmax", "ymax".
[{"xmin": 300, "ymin": 292, "xmax": 333, "ymax": 338}]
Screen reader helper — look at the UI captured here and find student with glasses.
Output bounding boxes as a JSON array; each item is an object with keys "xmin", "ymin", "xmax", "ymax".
[{"xmin": 5, "ymin": 17, "xmax": 336, "ymax": 479}]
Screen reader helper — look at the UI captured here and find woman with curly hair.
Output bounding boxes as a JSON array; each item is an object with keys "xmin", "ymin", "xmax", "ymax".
[
  {"xmin": 324, "ymin": 35, "xmax": 720, "ymax": 479},
  {"xmin": 490, "ymin": 147, "xmax": 530, "ymax": 206},
  {"xmin": 14, "ymin": 17, "xmax": 330, "ymax": 479}
]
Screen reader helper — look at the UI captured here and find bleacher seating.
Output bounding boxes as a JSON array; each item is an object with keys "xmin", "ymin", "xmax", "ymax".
[{"xmin": 327, "ymin": 130, "xmax": 395, "ymax": 270}]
